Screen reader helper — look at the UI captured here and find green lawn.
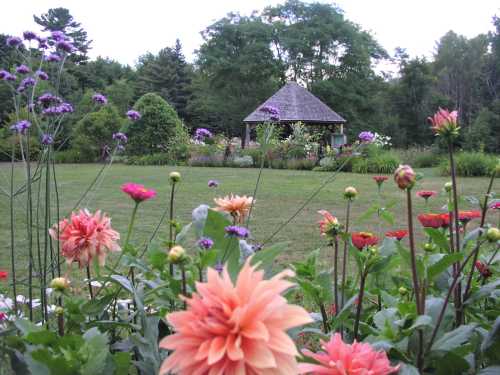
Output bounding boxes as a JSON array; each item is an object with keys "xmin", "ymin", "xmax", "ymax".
[{"xmin": 0, "ymin": 163, "xmax": 498, "ymax": 272}]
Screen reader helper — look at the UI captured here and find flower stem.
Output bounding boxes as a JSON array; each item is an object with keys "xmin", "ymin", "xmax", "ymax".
[
  {"xmin": 319, "ymin": 301, "xmax": 330, "ymax": 333},
  {"xmin": 341, "ymin": 199, "xmax": 351, "ymax": 309},
  {"xmin": 406, "ymin": 189, "xmax": 422, "ymax": 313},
  {"xmin": 111, "ymin": 202, "xmax": 139, "ymax": 271},
  {"xmin": 86, "ymin": 266, "xmax": 94, "ymax": 301},
  {"xmin": 181, "ymin": 265, "xmax": 187, "ymax": 309},
  {"xmin": 9, "ymin": 144, "xmax": 18, "ymax": 315},
  {"xmin": 353, "ymin": 270, "xmax": 367, "ymax": 340},
  {"xmin": 333, "ymin": 237, "xmax": 339, "ymax": 316}
]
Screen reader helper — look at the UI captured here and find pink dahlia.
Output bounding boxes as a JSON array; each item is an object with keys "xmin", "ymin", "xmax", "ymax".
[
  {"xmin": 121, "ymin": 182, "xmax": 156, "ymax": 203},
  {"xmin": 299, "ymin": 333, "xmax": 399, "ymax": 375},
  {"xmin": 49, "ymin": 209, "xmax": 121, "ymax": 267},
  {"xmin": 428, "ymin": 107, "xmax": 459, "ymax": 136},
  {"xmin": 159, "ymin": 259, "xmax": 312, "ymax": 374},
  {"xmin": 214, "ymin": 194, "xmax": 254, "ymax": 223}
]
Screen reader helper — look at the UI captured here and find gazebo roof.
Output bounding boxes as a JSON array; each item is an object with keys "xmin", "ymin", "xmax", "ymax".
[{"xmin": 243, "ymin": 81, "xmax": 346, "ymax": 125}]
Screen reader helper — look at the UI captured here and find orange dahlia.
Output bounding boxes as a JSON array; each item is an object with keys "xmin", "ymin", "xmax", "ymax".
[
  {"xmin": 214, "ymin": 194, "xmax": 254, "ymax": 223},
  {"xmin": 159, "ymin": 259, "xmax": 312, "ymax": 374}
]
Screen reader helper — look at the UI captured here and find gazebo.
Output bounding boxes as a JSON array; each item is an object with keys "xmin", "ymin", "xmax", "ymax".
[{"xmin": 243, "ymin": 81, "xmax": 347, "ymax": 147}]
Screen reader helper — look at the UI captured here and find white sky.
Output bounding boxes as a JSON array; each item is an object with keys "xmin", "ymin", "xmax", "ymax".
[{"xmin": 1, "ymin": 0, "xmax": 499, "ymax": 68}]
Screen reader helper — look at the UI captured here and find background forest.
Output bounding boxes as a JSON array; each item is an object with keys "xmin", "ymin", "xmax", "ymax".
[{"xmin": 1, "ymin": 0, "xmax": 500, "ymax": 158}]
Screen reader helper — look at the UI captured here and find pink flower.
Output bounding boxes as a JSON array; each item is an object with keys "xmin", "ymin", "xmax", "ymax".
[
  {"xmin": 428, "ymin": 107, "xmax": 459, "ymax": 136},
  {"xmin": 214, "ymin": 194, "xmax": 254, "ymax": 223},
  {"xmin": 159, "ymin": 258, "xmax": 312, "ymax": 374},
  {"xmin": 318, "ymin": 210, "xmax": 341, "ymax": 237},
  {"xmin": 490, "ymin": 201, "xmax": 500, "ymax": 210},
  {"xmin": 121, "ymin": 183, "xmax": 156, "ymax": 203},
  {"xmin": 416, "ymin": 190, "xmax": 437, "ymax": 200},
  {"xmin": 49, "ymin": 209, "xmax": 121, "ymax": 267},
  {"xmin": 394, "ymin": 165, "xmax": 416, "ymax": 190},
  {"xmin": 299, "ymin": 333, "xmax": 399, "ymax": 375}
]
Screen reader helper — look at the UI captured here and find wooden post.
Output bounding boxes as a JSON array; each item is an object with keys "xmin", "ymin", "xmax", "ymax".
[{"xmin": 244, "ymin": 123, "xmax": 251, "ymax": 149}]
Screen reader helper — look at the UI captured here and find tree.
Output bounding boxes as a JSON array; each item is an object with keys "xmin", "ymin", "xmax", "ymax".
[
  {"xmin": 34, "ymin": 7, "xmax": 92, "ymax": 63},
  {"xmin": 105, "ymin": 79, "xmax": 135, "ymax": 115},
  {"xmin": 136, "ymin": 40, "xmax": 193, "ymax": 122},
  {"xmin": 126, "ymin": 93, "xmax": 184, "ymax": 155},
  {"xmin": 72, "ymin": 105, "xmax": 124, "ymax": 160}
]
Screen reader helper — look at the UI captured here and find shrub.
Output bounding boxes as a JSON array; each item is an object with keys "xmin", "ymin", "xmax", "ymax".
[
  {"xmin": 125, "ymin": 153, "xmax": 172, "ymax": 166},
  {"xmin": 286, "ymin": 158, "xmax": 316, "ymax": 170},
  {"xmin": 54, "ymin": 149, "xmax": 94, "ymax": 163},
  {"xmin": 126, "ymin": 93, "xmax": 186, "ymax": 155},
  {"xmin": 439, "ymin": 152, "xmax": 498, "ymax": 176},
  {"xmin": 351, "ymin": 151, "xmax": 400, "ymax": 174},
  {"xmin": 231, "ymin": 155, "xmax": 254, "ymax": 168},
  {"xmin": 396, "ymin": 146, "xmax": 443, "ymax": 168}
]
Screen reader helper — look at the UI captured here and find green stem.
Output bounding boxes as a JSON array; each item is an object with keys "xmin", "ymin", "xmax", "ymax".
[
  {"xmin": 9, "ymin": 144, "xmax": 18, "ymax": 314},
  {"xmin": 168, "ymin": 183, "xmax": 176, "ymax": 275},
  {"xmin": 333, "ymin": 237, "xmax": 339, "ymax": 315},
  {"xmin": 111, "ymin": 202, "xmax": 139, "ymax": 271},
  {"xmin": 86, "ymin": 266, "xmax": 94, "ymax": 301},
  {"xmin": 353, "ymin": 270, "xmax": 367, "ymax": 340},
  {"xmin": 341, "ymin": 199, "xmax": 351, "ymax": 308}
]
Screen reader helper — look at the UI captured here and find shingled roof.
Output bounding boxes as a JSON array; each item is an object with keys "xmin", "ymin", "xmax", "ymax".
[{"xmin": 243, "ymin": 81, "xmax": 346, "ymax": 124}]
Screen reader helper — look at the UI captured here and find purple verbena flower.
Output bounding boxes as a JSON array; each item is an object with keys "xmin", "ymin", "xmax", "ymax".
[
  {"xmin": 197, "ymin": 237, "xmax": 214, "ymax": 250},
  {"xmin": 116, "ymin": 144, "xmax": 125, "ymax": 152},
  {"xmin": 38, "ymin": 92, "xmax": 62, "ymax": 106},
  {"xmin": 112, "ymin": 132, "xmax": 127, "ymax": 143},
  {"xmin": 42, "ymin": 102, "xmax": 73, "ymax": 116},
  {"xmin": 56, "ymin": 40, "xmax": 75, "ymax": 53},
  {"xmin": 10, "ymin": 120, "xmax": 31, "ymax": 134},
  {"xmin": 6, "ymin": 36, "xmax": 22, "ymax": 47},
  {"xmin": 17, "ymin": 85, "xmax": 26, "ymax": 93},
  {"xmin": 21, "ymin": 77, "xmax": 36, "ymax": 88},
  {"xmin": 92, "ymin": 93, "xmax": 107, "ymax": 105},
  {"xmin": 51, "ymin": 31, "xmax": 66, "ymax": 42},
  {"xmin": 41, "ymin": 134, "xmax": 54, "ymax": 145},
  {"xmin": 208, "ymin": 179, "xmax": 219, "ymax": 188},
  {"xmin": 126, "ymin": 110, "xmax": 141, "ymax": 121},
  {"xmin": 359, "ymin": 131, "xmax": 375, "ymax": 143},
  {"xmin": 59, "ymin": 102, "xmax": 74, "ymax": 113},
  {"xmin": 15, "ymin": 65, "xmax": 30, "ymax": 74},
  {"xmin": 4, "ymin": 72, "xmax": 16, "ymax": 81},
  {"xmin": 23, "ymin": 31, "xmax": 37, "ymax": 41},
  {"xmin": 194, "ymin": 128, "xmax": 213, "ymax": 141},
  {"xmin": 259, "ymin": 105, "xmax": 280, "ymax": 121},
  {"xmin": 0, "ymin": 70, "xmax": 9, "ymax": 80},
  {"xmin": 36, "ymin": 70, "xmax": 49, "ymax": 81},
  {"xmin": 44, "ymin": 53, "xmax": 61, "ymax": 62},
  {"xmin": 36, "ymin": 36, "xmax": 48, "ymax": 49},
  {"xmin": 214, "ymin": 262, "xmax": 224, "ymax": 273},
  {"xmin": 224, "ymin": 225, "xmax": 250, "ymax": 239}
]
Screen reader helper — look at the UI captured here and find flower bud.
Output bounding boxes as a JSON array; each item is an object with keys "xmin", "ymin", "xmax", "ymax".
[
  {"xmin": 168, "ymin": 245, "xmax": 186, "ymax": 264},
  {"xmin": 50, "ymin": 277, "xmax": 70, "ymax": 292},
  {"xmin": 486, "ymin": 227, "xmax": 500, "ymax": 242},
  {"xmin": 344, "ymin": 186, "xmax": 358, "ymax": 200},
  {"xmin": 169, "ymin": 171, "xmax": 181, "ymax": 183},
  {"xmin": 423, "ymin": 243, "xmax": 435, "ymax": 252},
  {"xmin": 444, "ymin": 182, "xmax": 452, "ymax": 193},
  {"xmin": 394, "ymin": 165, "xmax": 416, "ymax": 190},
  {"xmin": 368, "ymin": 246, "xmax": 378, "ymax": 256},
  {"xmin": 55, "ymin": 306, "xmax": 64, "ymax": 315},
  {"xmin": 398, "ymin": 286, "xmax": 408, "ymax": 296}
]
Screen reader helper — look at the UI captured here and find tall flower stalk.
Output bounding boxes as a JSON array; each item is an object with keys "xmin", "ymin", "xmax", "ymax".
[{"xmin": 341, "ymin": 187, "xmax": 357, "ymax": 308}]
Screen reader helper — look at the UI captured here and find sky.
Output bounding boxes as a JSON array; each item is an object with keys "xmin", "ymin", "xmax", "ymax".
[{"xmin": 1, "ymin": 0, "xmax": 499, "ymax": 68}]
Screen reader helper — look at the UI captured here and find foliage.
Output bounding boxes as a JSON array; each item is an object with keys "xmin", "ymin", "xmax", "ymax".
[
  {"xmin": 126, "ymin": 93, "xmax": 187, "ymax": 155},
  {"xmin": 439, "ymin": 151, "xmax": 498, "ymax": 177}
]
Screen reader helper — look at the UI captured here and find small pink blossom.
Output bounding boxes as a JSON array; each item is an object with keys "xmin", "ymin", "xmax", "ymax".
[
  {"xmin": 299, "ymin": 333, "xmax": 399, "ymax": 374},
  {"xmin": 121, "ymin": 182, "xmax": 156, "ymax": 203},
  {"xmin": 428, "ymin": 108, "xmax": 459, "ymax": 136}
]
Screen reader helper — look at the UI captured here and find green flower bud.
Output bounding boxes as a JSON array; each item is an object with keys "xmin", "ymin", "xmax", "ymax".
[
  {"xmin": 169, "ymin": 171, "xmax": 181, "ymax": 183},
  {"xmin": 399, "ymin": 286, "xmax": 408, "ymax": 295},
  {"xmin": 344, "ymin": 186, "xmax": 358, "ymax": 200},
  {"xmin": 423, "ymin": 243, "xmax": 435, "ymax": 252},
  {"xmin": 168, "ymin": 245, "xmax": 186, "ymax": 264},
  {"xmin": 444, "ymin": 182, "xmax": 452, "ymax": 193},
  {"xmin": 486, "ymin": 227, "xmax": 500, "ymax": 242},
  {"xmin": 50, "ymin": 277, "xmax": 70, "ymax": 292},
  {"xmin": 55, "ymin": 306, "xmax": 64, "ymax": 315}
]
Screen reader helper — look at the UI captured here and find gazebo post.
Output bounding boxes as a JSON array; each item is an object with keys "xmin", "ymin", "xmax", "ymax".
[{"xmin": 244, "ymin": 123, "xmax": 251, "ymax": 149}]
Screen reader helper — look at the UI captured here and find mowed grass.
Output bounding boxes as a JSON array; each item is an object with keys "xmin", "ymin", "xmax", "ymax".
[{"xmin": 0, "ymin": 163, "xmax": 498, "ymax": 272}]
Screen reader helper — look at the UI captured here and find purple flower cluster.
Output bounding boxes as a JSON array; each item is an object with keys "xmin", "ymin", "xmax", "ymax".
[
  {"xmin": 6, "ymin": 36, "xmax": 22, "ymax": 47},
  {"xmin": 36, "ymin": 70, "xmax": 49, "ymax": 81},
  {"xmin": 197, "ymin": 237, "xmax": 214, "ymax": 250},
  {"xmin": 10, "ymin": 120, "xmax": 31, "ymax": 134},
  {"xmin": 41, "ymin": 134, "xmax": 54, "ymax": 145},
  {"xmin": 0, "ymin": 70, "xmax": 16, "ymax": 81},
  {"xmin": 259, "ymin": 105, "xmax": 280, "ymax": 121},
  {"xmin": 44, "ymin": 53, "xmax": 61, "ymax": 63},
  {"xmin": 112, "ymin": 132, "xmax": 127, "ymax": 143},
  {"xmin": 51, "ymin": 31, "xmax": 66, "ymax": 41},
  {"xmin": 208, "ymin": 179, "xmax": 219, "ymax": 188},
  {"xmin": 56, "ymin": 40, "xmax": 75, "ymax": 53},
  {"xmin": 92, "ymin": 93, "xmax": 107, "ymax": 105},
  {"xmin": 37, "ymin": 36, "xmax": 48, "ymax": 49},
  {"xmin": 214, "ymin": 262, "xmax": 224, "ymax": 273},
  {"xmin": 18, "ymin": 77, "xmax": 36, "ymax": 92},
  {"xmin": 359, "ymin": 131, "xmax": 375, "ymax": 143},
  {"xmin": 224, "ymin": 225, "xmax": 250, "ymax": 239},
  {"xmin": 42, "ymin": 102, "xmax": 74, "ymax": 116},
  {"xmin": 126, "ymin": 110, "xmax": 141, "ymax": 121},
  {"xmin": 15, "ymin": 65, "xmax": 30, "ymax": 74},
  {"xmin": 194, "ymin": 128, "xmax": 213, "ymax": 141},
  {"xmin": 38, "ymin": 92, "xmax": 62, "ymax": 106},
  {"xmin": 23, "ymin": 31, "xmax": 37, "ymax": 41}
]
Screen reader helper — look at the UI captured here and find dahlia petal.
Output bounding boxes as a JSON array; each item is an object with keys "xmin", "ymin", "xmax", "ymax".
[
  {"xmin": 226, "ymin": 334, "xmax": 244, "ymax": 361},
  {"xmin": 241, "ymin": 320, "xmax": 270, "ymax": 341},
  {"xmin": 243, "ymin": 339, "xmax": 277, "ymax": 369},
  {"xmin": 267, "ymin": 328, "xmax": 299, "ymax": 356},
  {"xmin": 208, "ymin": 336, "xmax": 227, "ymax": 365}
]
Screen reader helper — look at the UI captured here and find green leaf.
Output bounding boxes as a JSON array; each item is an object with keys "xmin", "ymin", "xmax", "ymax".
[
  {"xmin": 481, "ymin": 317, "xmax": 500, "ymax": 362},
  {"xmin": 465, "ymin": 279, "xmax": 500, "ymax": 304},
  {"xmin": 407, "ymin": 315, "xmax": 433, "ymax": 331},
  {"xmin": 397, "ymin": 363, "xmax": 420, "ymax": 375},
  {"xmin": 25, "ymin": 331, "xmax": 58, "ymax": 346},
  {"xmin": 251, "ymin": 242, "xmax": 288, "ymax": 270},
  {"xmin": 200, "ymin": 249, "xmax": 218, "ymax": 268},
  {"xmin": 81, "ymin": 294, "xmax": 114, "ymax": 316},
  {"xmin": 431, "ymin": 324, "xmax": 477, "ymax": 353},
  {"xmin": 379, "ymin": 237, "xmax": 397, "ymax": 257},
  {"xmin": 80, "ymin": 327, "xmax": 110, "ymax": 375},
  {"xmin": 110, "ymin": 274, "xmax": 134, "ymax": 293},
  {"xmin": 203, "ymin": 209, "xmax": 240, "ymax": 278},
  {"xmin": 424, "ymin": 228, "xmax": 450, "ymax": 252},
  {"xmin": 147, "ymin": 248, "xmax": 167, "ymax": 270},
  {"xmin": 175, "ymin": 222, "xmax": 192, "ymax": 245},
  {"xmin": 15, "ymin": 319, "xmax": 43, "ymax": 335},
  {"xmin": 316, "ymin": 271, "xmax": 333, "ymax": 304},
  {"xmin": 370, "ymin": 256, "xmax": 392, "ymax": 273},
  {"xmin": 358, "ymin": 204, "xmax": 380, "ymax": 223},
  {"xmin": 373, "ymin": 308, "xmax": 399, "ymax": 334},
  {"xmin": 427, "ymin": 253, "xmax": 463, "ymax": 280},
  {"xmin": 380, "ymin": 209, "xmax": 395, "ymax": 225},
  {"xmin": 113, "ymin": 352, "xmax": 131, "ymax": 375},
  {"xmin": 433, "ymin": 351, "xmax": 470, "ymax": 375}
]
